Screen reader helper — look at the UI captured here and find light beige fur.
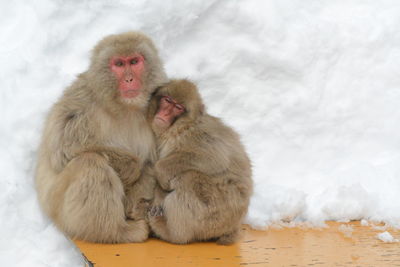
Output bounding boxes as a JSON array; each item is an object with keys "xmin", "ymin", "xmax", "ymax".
[
  {"xmin": 35, "ymin": 32, "xmax": 167, "ymax": 243},
  {"xmin": 148, "ymin": 79, "xmax": 253, "ymax": 245}
]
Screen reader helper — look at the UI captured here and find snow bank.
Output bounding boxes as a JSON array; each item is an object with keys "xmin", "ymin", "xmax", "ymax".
[{"xmin": 1, "ymin": 0, "xmax": 400, "ymax": 265}]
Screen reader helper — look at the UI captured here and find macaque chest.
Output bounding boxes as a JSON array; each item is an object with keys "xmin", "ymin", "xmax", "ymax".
[{"xmin": 99, "ymin": 111, "xmax": 155, "ymax": 161}]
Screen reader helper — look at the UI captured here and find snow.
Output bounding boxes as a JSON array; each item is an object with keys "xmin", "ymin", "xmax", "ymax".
[
  {"xmin": 338, "ymin": 224, "xmax": 354, "ymax": 238},
  {"xmin": 377, "ymin": 231, "xmax": 399, "ymax": 243},
  {"xmin": 1, "ymin": 0, "xmax": 400, "ymax": 266}
]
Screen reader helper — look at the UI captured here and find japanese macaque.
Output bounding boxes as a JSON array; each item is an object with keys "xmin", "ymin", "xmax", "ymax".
[
  {"xmin": 35, "ymin": 32, "xmax": 167, "ymax": 243},
  {"xmin": 147, "ymin": 79, "xmax": 253, "ymax": 245}
]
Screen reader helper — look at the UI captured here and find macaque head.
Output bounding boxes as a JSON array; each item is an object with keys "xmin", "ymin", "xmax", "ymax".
[
  {"xmin": 154, "ymin": 95, "xmax": 186, "ymax": 129},
  {"xmin": 150, "ymin": 79, "xmax": 205, "ymax": 132},
  {"xmin": 109, "ymin": 54, "xmax": 145, "ymax": 99},
  {"xmin": 89, "ymin": 32, "xmax": 167, "ymax": 109}
]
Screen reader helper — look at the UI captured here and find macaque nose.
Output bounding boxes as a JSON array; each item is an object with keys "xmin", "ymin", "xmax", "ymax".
[
  {"xmin": 124, "ymin": 73, "xmax": 134, "ymax": 83},
  {"xmin": 125, "ymin": 77, "xmax": 134, "ymax": 83}
]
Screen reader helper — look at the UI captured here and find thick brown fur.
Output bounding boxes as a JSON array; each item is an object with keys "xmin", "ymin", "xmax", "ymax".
[
  {"xmin": 35, "ymin": 32, "xmax": 167, "ymax": 243},
  {"xmin": 148, "ymin": 79, "xmax": 253, "ymax": 245}
]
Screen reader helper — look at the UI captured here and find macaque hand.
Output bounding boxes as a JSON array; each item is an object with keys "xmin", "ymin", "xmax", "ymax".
[
  {"xmin": 148, "ymin": 205, "xmax": 164, "ymax": 218},
  {"xmin": 90, "ymin": 147, "xmax": 142, "ymax": 186},
  {"xmin": 154, "ymin": 159, "xmax": 180, "ymax": 191}
]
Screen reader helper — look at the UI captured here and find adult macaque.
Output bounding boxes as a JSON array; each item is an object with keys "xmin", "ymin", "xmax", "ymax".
[
  {"xmin": 148, "ymin": 80, "xmax": 253, "ymax": 245},
  {"xmin": 35, "ymin": 32, "xmax": 167, "ymax": 243}
]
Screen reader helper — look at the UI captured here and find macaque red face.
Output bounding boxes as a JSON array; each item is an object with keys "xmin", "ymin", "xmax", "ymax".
[
  {"xmin": 110, "ymin": 54, "xmax": 145, "ymax": 99},
  {"xmin": 154, "ymin": 96, "xmax": 186, "ymax": 128}
]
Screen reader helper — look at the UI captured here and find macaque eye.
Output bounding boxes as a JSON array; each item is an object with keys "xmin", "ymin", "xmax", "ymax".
[
  {"xmin": 115, "ymin": 60, "xmax": 124, "ymax": 67},
  {"xmin": 164, "ymin": 97, "xmax": 173, "ymax": 103},
  {"xmin": 130, "ymin": 58, "xmax": 139, "ymax": 65},
  {"xmin": 175, "ymin": 104, "xmax": 184, "ymax": 111}
]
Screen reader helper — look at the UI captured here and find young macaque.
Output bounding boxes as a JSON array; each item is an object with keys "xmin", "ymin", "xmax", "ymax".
[{"xmin": 147, "ymin": 79, "xmax": 253, "ymax": 245}]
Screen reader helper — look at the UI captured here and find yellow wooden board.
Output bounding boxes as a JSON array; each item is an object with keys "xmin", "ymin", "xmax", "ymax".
[{"xmin": 75, "ymin": 221, "xmax": 400, "ymax": 267}]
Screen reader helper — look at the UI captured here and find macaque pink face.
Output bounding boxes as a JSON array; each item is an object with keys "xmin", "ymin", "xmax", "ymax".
[
  {"xmin": 154, "ymin": 96, "xmax": 186, "ymax": 128},
  {"xmin": 110, "ymin": 54, "xmax": 145, "ymax": 99}
]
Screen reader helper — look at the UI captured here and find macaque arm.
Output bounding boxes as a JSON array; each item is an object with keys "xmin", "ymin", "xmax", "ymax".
[
  {"xmin": 44, "ymin": 105, "xmax": 142, "ymax": 186},
  {"xmin": 83, "ymin": 146, "xmax": 142, "ymax": 186},
  {"xmin": 155, "ymin": 152, "xmax": 187, "ymax": 191},
  {"xmin": 44, "ymin": 104, "xmax": 90, "ymax": 172},
  {"xmin": 155, "ymin": 148, "xmax": 230, "ymax": 191}
]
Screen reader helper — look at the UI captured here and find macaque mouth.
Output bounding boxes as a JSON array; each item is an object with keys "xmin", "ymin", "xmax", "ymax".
[
  {"xmin": 155, "ymin": 116, "xmax": 167, "ymax": 123},
  {"xmin": 121, "ymin": 89, "xmax": 140, "ymax": 98}
]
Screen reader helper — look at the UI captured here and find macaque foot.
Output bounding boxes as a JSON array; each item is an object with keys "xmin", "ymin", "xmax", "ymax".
[
  {"xmin": 148, "ymin": 205, "xmax": 170, "ymax": 240},
  {"xmin": 148, "ymin": 205, "xmax": 164, "ymax": 217},
  {"xmin": 127, "ymin": 199, "xmax": 152, "ymax": 220}
]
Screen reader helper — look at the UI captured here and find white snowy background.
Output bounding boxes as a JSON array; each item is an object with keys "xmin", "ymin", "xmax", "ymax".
[{"xmin": 1, "ymin": 0, "xmax": 400, "ymax": 266}]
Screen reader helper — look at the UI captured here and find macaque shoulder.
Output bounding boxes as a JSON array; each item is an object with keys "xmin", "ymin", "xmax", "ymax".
[
  {"xmin": 197, "ymin": 115, "xmax": 240, "ymax": 146},
  {"xmin": 180, "ymin": 115, "xmax": 240, "ymax": 157}
]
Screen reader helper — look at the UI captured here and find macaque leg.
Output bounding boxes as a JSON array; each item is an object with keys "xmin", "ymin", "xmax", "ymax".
[
  {"xmin": 125, "ymin": 163, "xmax": 156, "ymax": 220},
  {"xmin": 148, "ymin": 171, "xmax": 240, "ymax": 245},
  {"xmin": 148, "ymin": 190, "xmax": 197, "ymax": 244},
  {"xmin": 149, "ymin": 192, "xmax": 238, "ymax": 245},
  {"xmin": 54, "ymin": 152, "xmax": 148, "ymax": 243}
]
